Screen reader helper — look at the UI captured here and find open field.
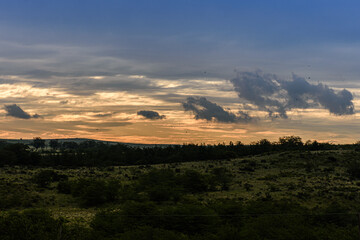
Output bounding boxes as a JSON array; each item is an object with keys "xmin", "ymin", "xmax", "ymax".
[
  {"xmin": 2, "ymin": 138, "xmax": 360, "ymax": 239},
  {"xmin": 2, "ymin": 150, "xmax": 360, "ymax": 224}
]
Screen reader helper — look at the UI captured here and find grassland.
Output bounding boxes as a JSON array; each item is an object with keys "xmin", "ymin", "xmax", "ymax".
[{"xmin": 2, "ymin": 149, "xmax": 360, "ymax": 226}]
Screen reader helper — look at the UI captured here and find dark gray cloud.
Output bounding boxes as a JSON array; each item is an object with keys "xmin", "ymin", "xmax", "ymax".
[
  {"xmin": 22, "ymin": 70, "xmax": 69, "ymax": 79},
  {"xmin": 137, "ymin": 110, "xmax": 166, "ymax": 120},
  {"xmin": 182, "ymin": 97, "xmax": 253, "ymax": 123},
  {"xmin": 231, "ymin": 71, "xmax": 355, "ymax": 118},
  {"xmin": 21, "ymin": 69, "xmax": 120, "ymax": 80},
  {"xmin": 53, "ymin": 76, "xmax": 159, "ymax": 96},
  {"xmin": 4, "ymin": 104, "xmax": 40, "ymax": 119},
  {"xmin": 94, "ymin": 113, "xmax": 113, "ymax": 118},
  {"xmin": 0, "ymin": 78, "xmax": 18, "ymax": 85}
]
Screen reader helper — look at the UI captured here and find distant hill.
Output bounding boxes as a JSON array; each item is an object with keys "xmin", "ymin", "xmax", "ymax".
[{"xmin": 0, "ymin": 138, "xmax": 177, "ymax": 148}]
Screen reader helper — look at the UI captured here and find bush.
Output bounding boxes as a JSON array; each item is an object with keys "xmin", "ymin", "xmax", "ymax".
[
  {"xmin": 0, "ymin": 181, "xmax": 41, "ymax": 209},
  {"xmin": 0, "ymin": 209, "xmax": 62, "ymax": 240},
  {"xmin": 57, "ymin": 180, "xmax": 72, "ymax": 194},
  {"xmin": 346, "ymin": 160, "xmax": 360, "ymax": 179},
  {"xmin": 157, "ymin": 204, "xmax": 220, "ymax": 235},
  {"xmin": 210, "ymin": 167, "xmax": 233, "ymax": 190},
  {"xmin": 137, "ymin": 169, "xmax": 183, "ymax": 202},
  {"xmin": 119, "ymin": 226, "xmax": 190, "ymax": 240},
  {"xmin": 91, "ymin": 202, "xmax": 219, "ymax": 237},
  {"xmin": 78, "ymin": 180, "xmax": 108, "ymax": 207},
  {"xmin": 0, "ymin": 150, "xmax": 17, "ymax": 166},
  {"xmin": 59, "ymin": 178, "xmax": 121, "ymax": 207},
  {"xmin": 91, "ymin": 202, "xmax": 158, "ymax": 236},
  {"xmin": 179, "ymin": 170, "xmax": 209, "ymax": 193},
  {"xmin": 210, "ymin": 199, "xmax": 243, "ymax": 226},
  {"xmin": 62, "ymin": 222, "xmax": 95, "ymax": 240},
  {"xmin": 0, "ymin": 209, "xmax": 95, "ymax": 240},
  {"xmin": 239, "ymin": 215, "xmax": 316, "ymax": 240},
  {"xmin": 136, "ymin": 168, "xmax": 230, "ymax": 201},
  {"xmin": 32, "ymin": 170, "xmax": 67, "ymax": 188}
]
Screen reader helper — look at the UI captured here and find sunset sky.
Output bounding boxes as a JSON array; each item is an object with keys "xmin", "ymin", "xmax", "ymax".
[{"xmin": 0, "ymin": 0, "xmax": 360, "ymax": 144}]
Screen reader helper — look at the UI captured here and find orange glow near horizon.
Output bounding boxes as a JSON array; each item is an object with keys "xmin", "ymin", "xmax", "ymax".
[{"xmin": 0, "ymin": 76, "xmax": 359, "ymax": 145}]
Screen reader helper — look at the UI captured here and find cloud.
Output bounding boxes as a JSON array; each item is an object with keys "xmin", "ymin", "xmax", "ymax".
[
  {"xmin": 182, "ymin": 97, "xmax": 253, "ymax": 123},
  {"xmin": 137, "ymin": 110, "xmax": 166, "ymax": 120},
  {"xmin": 230, "ymin": 71, "xmax": 355, "ymax": 118},
  {"xmin": 94, "ymin": 113, "xmax": 113, "ymax": 118},
  {"xmin": 4, "ymin": 104, "xmax": 40, "ymax": 119},
  {"xmin": 22, "ymin": 70, "xmax": 69, "ymax": 79}
]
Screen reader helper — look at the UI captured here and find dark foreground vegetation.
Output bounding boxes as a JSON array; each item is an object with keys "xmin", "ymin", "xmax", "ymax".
[{"xmin": 1, "ymin": 136, "xmax": 360, "ymax": 239}]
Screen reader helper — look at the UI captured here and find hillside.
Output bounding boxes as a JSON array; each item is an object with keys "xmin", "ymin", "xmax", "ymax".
[{"xmin": 1, "ymin": 148, "xmax": 360, "ymax": 239}]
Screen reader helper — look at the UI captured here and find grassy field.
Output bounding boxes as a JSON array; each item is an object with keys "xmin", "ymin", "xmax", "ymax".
[{"xmin": 2, "ymin": 149, "xmax": 360, "ymax": 225}]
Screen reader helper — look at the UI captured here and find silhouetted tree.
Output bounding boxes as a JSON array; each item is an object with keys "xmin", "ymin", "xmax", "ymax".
[
  {"xmin": 49, "ymin": 139, "xmax": 59, "ymax": 150},
  {"xmin": 62, "ymin": 141, "xmax": 78, "ymax": 150},
  {"xmin": 210, "ymin": 167, "xmax": 233, "ymax": 190},
  {"xmin": 32, "ymin": 137, "xmax": 45, "ymax": 149},
  {"xmin": 278, "ymin": 136, "xmax": 303, "ymax": 149}
]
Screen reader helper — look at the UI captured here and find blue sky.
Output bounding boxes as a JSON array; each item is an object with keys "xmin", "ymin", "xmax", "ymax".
[
  {"xmin": 0, "ymin": 0, "xmax": 359, "ymax": 143},
  {"xmin": 2, "ymin": 1, "xmax": 359, "ymax": 43},
  {"xmin": 1, "ymin": 0, "xmax": 360, "ymax": 79}
]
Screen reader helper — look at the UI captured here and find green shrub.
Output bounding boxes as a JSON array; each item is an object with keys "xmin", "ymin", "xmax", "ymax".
[
  {"xmin": 119, "ymin": 226, "xmax": 189, "ymax": 240},
  {"xmin": 57, "ymin": 180, "xmax": 72, "ymax": 194},
  {"xmin": 239, "ymin": 215, "xmax": 316, "ymax": 240},
  {"xmin": 0, "ymin": 181, "xmax": 41, "ymax": 209},
  {"xmin": 0, "ymin": 150, "xmax": 17, "ymax": 166},
  {"xmin": 157, "ymin": 204, "xmax": 220, "ymax": 235},
  {"xmin": 0, "ymin": 209, "xmax": 61, "ymax": 240},
  {"xmin": 179, "ymin": 170, "xmax": 208, "ymax": 193},
  {"xmin": 59, "ymin": 178, "xmax": 121, "ymax": 207},
  {"xmin": 346, "ymin": 160, "xmax": 360, "ymax": 179},
  {"xmin": 91, "ymin": 202, "xmax": 158, "ymax": 236},
  {"xmin": 32, "ymin": 170, "xmax": 67, "ymax": 188},
  {"xmin": 137, "ymin": 169, "xmax": 183, "ymax": 202},
  {"xmin": 210, "ymin": 199, "xmax": 243, "ymax": 226},
  {"xmin": 79, "ymin": 180, "xmax": 108, "ymax": 207},
  {"xmin": 0, "ymin": 209, "xmax": 95, "ymax": 240},
  {"xmin": 210, "ymin": 167, "xmax": 233, "ymax": 190},
  {"xmin": 91, "ymin": 202, "xmax": 219, "ymax": 237}
]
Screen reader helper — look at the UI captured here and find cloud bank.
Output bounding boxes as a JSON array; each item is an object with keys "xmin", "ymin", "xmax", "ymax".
[
  {"xmin": 182, "ymin": 97, "xmax": 252, "ymax": 123},
  {"xmin": 137, "ymin": 110, "xmax": 166, "ymax": 120},
  {"xmin": 4, "ymin": 104, "xmax": 40, "ymax": 119},
  {"xmin": 230, "ymin": 71, "xmax": 355, "ymax": 118}
]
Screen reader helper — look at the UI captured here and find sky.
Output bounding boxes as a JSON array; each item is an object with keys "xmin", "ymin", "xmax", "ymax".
[{"xmin": 0, "ymin": 0, "xmax": 360, "ymax": 144}]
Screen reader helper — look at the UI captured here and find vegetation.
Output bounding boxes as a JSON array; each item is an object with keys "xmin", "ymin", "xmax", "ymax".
[
  {"xmin": 1, "ymin": 136, "xmax": 360, "ymax": 239},
  {"xmin": 0, "ymin": 136, "xmax": 351, "ymax": 167}
]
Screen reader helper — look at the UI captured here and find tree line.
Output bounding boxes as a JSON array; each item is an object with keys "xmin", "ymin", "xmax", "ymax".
[{"xmin": 0, "ymin": 136, "xmax": 358, "ymax": 167}]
